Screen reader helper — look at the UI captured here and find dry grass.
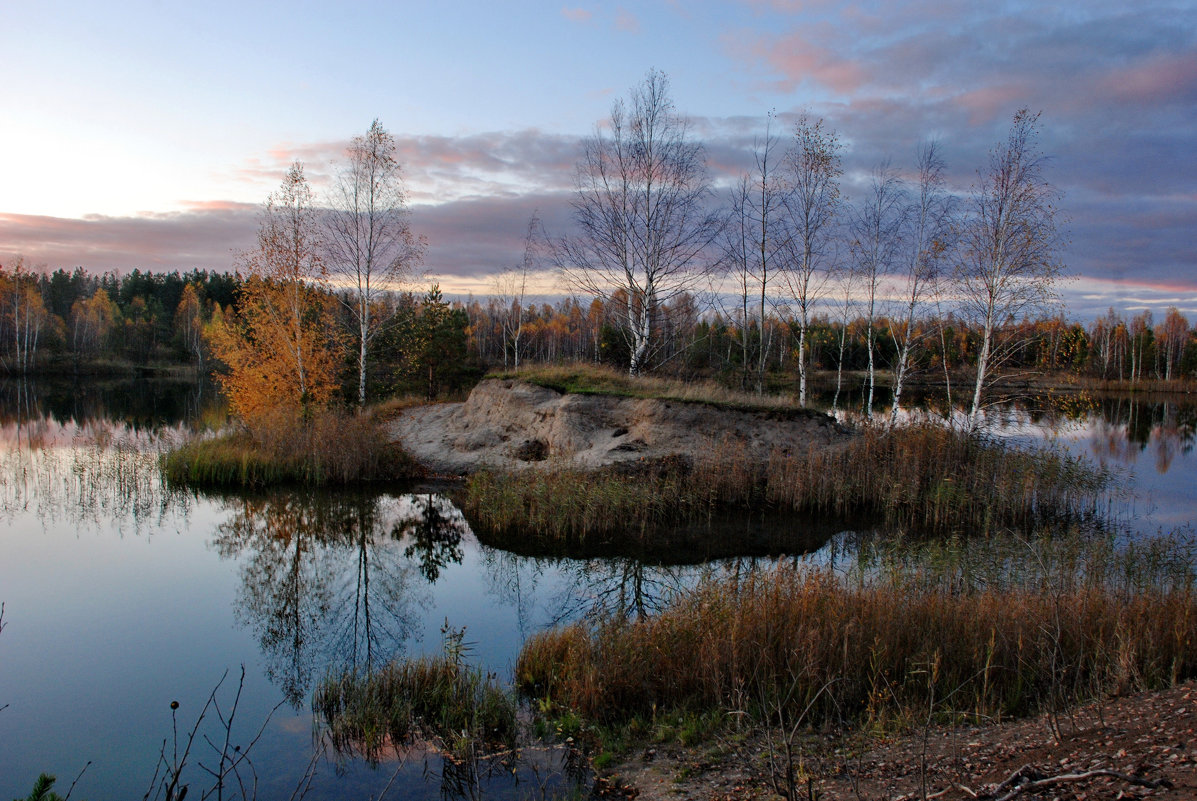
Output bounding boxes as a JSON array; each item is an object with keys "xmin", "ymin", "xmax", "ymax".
[
  {"xmin": 162, "ymin": 405, "xmax": 421, "ymax": 488},
  {"xmin": 490, "ymin": 363, "xmax": 802, "ymax": 413},
  {"xmin": 313, "ymin": 631, "xmax": 518, "ymax": 765},
  {"xmin": 516, "ymin": 531, "xmax": 1197, "ymax": 733},
  {"xmin": 463, "ymin": 422, "xmax": 1111, "ymax": 546}
]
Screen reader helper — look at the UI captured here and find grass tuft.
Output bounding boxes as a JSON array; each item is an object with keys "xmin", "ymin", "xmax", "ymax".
[{"xmin": 314, "ymin": 651, "xmax": 517, "ymax": 764}]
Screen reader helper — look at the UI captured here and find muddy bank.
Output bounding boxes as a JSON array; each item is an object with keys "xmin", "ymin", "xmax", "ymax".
[{"xmin": 388, "ymin": 378, "xmax": 849, "ymax": 475}]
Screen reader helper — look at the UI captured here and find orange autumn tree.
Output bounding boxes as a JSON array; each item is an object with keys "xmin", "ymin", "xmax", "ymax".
[{"xmin": 208, "ymin": 162, "xmax": 342, "ymax": 427}]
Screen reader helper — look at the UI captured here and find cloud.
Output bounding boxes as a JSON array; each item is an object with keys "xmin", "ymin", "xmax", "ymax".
[
  {"xmin": 724, "ymin": 27, "xmax": 869, "ymax": 94},
  {"xmin": 1100, "ymin": 51, "xmax": 1197, "ymax": 106},
  {"xmin": 561, "ymin": 7, "xmax": 592, "ymax": 23},
  {"xmin": 615, "ymin": 7, "xmax": 640, "ymax": 33},
  {"xmin": 411, "ymin": 192, "xmax": 575, "ymax": 293},
  {"xmin": 1062, "ymin": 277, "xmax": 1197, "ymax": 321},
  {"xmin": 227, "ymin": 129, "xmax": 583, "ymax": 209},
  {"xmin": 389, "ymin": 130, "xmax": 582, "ymax": 205},
  {"xmin": 0, "ymin": 207, "xmax": 259, "ymax": 274}
]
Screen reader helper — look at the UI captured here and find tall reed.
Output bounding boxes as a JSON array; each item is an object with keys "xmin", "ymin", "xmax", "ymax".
[{"xmin": 516, "ymin": 531, "xmax": 1197, "ymax": 732}]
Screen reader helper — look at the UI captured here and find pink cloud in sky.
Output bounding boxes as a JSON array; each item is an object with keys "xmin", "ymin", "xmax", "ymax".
[
  {"xmin": 0, "ymin": 208, "xmax": 258, "ymax": 274},
  {"xmin": 726, "ymin": 28, "xmax": 869, "ymax": 94},
  {"xmin": 953, "ymin": 83, "xmax": 1031, "ymax": 126},
  {"xmin": 1101, "ymin": 52, "xmax": 1197, "ymax": 105},
  {"xmin": 615, "ymin": 7, "xmax": 640, "ymax": 33},
  {"xmin": 561, "ymin": 7, "xmax": 592, "ymax": 23}
]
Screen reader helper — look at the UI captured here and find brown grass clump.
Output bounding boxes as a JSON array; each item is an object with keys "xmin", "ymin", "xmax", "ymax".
[
  {"xmin": 162, "ymin": 405, "xmax": 421, "ymax": 488},
  {"xmin": 314, "ymin": 654, "xmax": 517, "ymax": 765},
  {"xmin": 516, "ymin": 536, "xmax": 1197, "ymax": 731}
]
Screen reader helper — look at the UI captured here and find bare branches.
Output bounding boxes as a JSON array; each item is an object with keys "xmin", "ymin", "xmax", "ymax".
[
  {"xmin": 325, "ymin": 119, "xmax": 426, "ymax": 404},
  {"xmin": 781, "ymin": 112, "xmax": 842, "ymax": 407},
  {"xmin": 559, "ymin": 70, "xmax": 723, "ymax": 375},
  {"xmin": 970, "ymin": 763, "xmax": 1174, "ymax": 801},
  {"xmin": 143, "ymin": 667, "xmax": 289, "ymax": 801},
  {"xmin": 849, "ymin": 160, "xmax": 906, "ymax": 420},
  {"xmin": 722, "ymin": 113, "xmax": 791, "ymax": 394},
  {"xmin": 890, "ymin": 141, "xmax": 955, "ymax": 424},
  {"xmin": 958, "ymin": 109, "xmax": 1064, "ymax": 429},
  {"xmin": 493, "ymin": 213, "xmax": 544, "ymax": 370}
]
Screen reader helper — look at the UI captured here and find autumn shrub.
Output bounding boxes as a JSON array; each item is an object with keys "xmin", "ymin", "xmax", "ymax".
[{"xmin": 516, "ymin": 530, "xmax": 1197, "ymax": 732}]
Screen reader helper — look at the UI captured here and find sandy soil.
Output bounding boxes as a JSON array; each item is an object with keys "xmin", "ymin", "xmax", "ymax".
[
  {"xmin": 600, "ymin": 682, "xmax": 1197, "ymax": 800},
  {"xmin": 388, "ymin": 378, "xmax": 848, "ymax": 475}
]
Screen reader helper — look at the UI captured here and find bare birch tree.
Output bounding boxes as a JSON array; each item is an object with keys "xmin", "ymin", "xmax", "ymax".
[
  {"xmin": 722, "ymin": 115, "xmax": 791, "ymax": 393},
  {"xmin": 782, "ymin": 113, "xmax": 842, "ymax": 406},
  {"xmin": 0, "ymin": 256, "xmax": 50, "ymax": 373},
  {"xmin": 494, "ymin": 213, "xmax": 542, "ymax": 369},
  {"xmin": 724, "ymin": 175, "xmax": 758, "ymax": 388},
  {"xmin": 958, "ymin": 109, "xmax": 1063, "ymax": 429},
  {"xmin": 829, "ymin": 271, "xmax": 857, "ymax": 414},
  {"xmin": 326, "ymin": 119, "xmax": 426, "ymax": 404},
  {"xmin": 889, "ymin": 143, "xmax": 954, "ymax": 424},
  {"xmin": 559, "ymin": 70, "xmax": 723, "ymax": 376},
  {"xmin": 849, "ymin": 161, "xmax": 905, "ymax": 420}
]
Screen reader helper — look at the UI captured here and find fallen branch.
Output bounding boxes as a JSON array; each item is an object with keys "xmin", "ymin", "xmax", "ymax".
[{"xmin": 980, "ymin": 763, "xmax": 1172, "ymax": 801}]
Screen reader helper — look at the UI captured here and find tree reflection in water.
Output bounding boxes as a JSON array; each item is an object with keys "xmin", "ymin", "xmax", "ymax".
[
  {"xmin": 551, "ymin": 558, "xmax": 690, "ymax": 623},
  {"xmin": 213, "ymin": 491, "xmax": 469, "ymax": 706},
  {"xmin": 1083, "ymin": 395, "xmax": 1197, "ymax": 474}
]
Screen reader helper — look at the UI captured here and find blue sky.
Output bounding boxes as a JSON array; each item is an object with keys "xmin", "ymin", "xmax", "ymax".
[{"xmin": 1, "ymin": 0, "xmax": 1194, "ymax": 319}]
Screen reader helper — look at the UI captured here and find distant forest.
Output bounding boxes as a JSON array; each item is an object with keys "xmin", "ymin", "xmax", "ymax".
[{"xmin": 1, "ymin": 260, "xmax": 1194, "ymax": 401}]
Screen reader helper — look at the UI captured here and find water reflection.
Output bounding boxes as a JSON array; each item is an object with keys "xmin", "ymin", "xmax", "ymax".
[
  {"xmin": 213, "ymin": 492, "xmax": 470, "ymax": 705},
  {"xmin": 1082, "ymin": 395, "xmax": 1195, "ymax": 475},
  {"xmin": 0, "ymin": 377, "xmax": 204, "ymax": 529},
  {"xmin": 0, "ymin": 374, "xmax": 221, "ymax": 434}
]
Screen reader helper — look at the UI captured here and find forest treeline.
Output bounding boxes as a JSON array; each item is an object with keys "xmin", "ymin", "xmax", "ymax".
[{"xmin": 1, "ymin": 258, "xmax": 1194, "ymax": 397}]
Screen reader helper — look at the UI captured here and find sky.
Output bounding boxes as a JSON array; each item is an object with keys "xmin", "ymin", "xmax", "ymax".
[{"xmin": 1, "ymin": 0, "xmax": 1194, "ymax": 320}]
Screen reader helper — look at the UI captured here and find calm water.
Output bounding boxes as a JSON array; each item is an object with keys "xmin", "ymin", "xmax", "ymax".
[{"xmin": 1, "ymin": 378, "xmax": 1194, "ymax": 800}]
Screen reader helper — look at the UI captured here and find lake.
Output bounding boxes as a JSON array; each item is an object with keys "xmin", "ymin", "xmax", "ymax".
[{"xmin": 1, "ymin": 377, "xmax": 1194, "ymax": 800}]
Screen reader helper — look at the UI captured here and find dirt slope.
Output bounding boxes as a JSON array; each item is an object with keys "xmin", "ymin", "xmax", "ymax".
[{"xmin": 389, "ymin": 378, "xmax": 848, "ymax": 475}]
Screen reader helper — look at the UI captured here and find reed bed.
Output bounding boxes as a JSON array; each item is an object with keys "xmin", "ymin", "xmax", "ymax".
[
  {"xmin": 313, "ymin": 654, "xmax": 517, "ymax": 765},
  {"xmin": 1, "ymin": 435, "xmax": 189, "ymax": 529},
  {"xmin": 464, "ymin": 422, "xmax": 1111, "ymax": 545},
  {"xmin": 162, "ymin": 406, "xmax": 420, "ymax": 488},
  {"xmin": 516, "ymin": 531, "xmax": 1197, "ymax": 732}
]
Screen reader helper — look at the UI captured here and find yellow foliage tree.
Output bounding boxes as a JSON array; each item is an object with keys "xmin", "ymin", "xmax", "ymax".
[
  {"xmin": 69, "ymin": 288, "xmax": 119, "ymax": 357},
  {"xmin": 207, "ymin": 162, "xmax": 342, "ymax": 426}
]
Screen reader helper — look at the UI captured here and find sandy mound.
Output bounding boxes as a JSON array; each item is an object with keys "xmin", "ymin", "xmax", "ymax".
[{"xmin": 389, "ymin": 378, "xmax": 849, "ymax": 475}]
